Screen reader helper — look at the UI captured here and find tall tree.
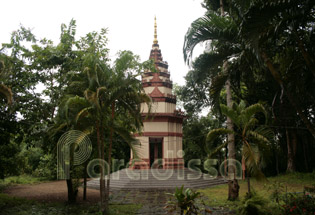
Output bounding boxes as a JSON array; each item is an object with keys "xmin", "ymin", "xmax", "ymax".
[{"xmin": 183, "ymin": 3, "xmax": 241, "ymax": 200}]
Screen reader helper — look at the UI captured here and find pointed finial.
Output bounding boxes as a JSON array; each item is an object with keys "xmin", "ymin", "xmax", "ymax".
[{"xmin": 153, "ymin": 16, "xmax": 158, "ymax": 44}]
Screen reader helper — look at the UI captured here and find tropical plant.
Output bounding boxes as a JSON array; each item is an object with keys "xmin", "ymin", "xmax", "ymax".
[
  {"xmin": 237, "ymin": 191, "xmax": 269, "ymax": 215},
  {"xmin": 69, "ymin": 36, "xmax": 152, "ymax": 213},
  {"xmin": 206, "ymin": 101, "xmax": 273, "ymax": 194},
  {"xmin": 165, "ymin": 185, "xmax": 202, "ymax": 215}
]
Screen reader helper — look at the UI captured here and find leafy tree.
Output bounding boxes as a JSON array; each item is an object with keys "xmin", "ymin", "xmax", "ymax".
[{"xmin": 232, "ymin": 0, "xmax": 315, "ymax": 139}]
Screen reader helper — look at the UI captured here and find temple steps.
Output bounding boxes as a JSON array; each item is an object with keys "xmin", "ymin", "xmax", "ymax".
[{"xmin": 87, "ymin": 168, "xmax": 227, "ymax": 191}]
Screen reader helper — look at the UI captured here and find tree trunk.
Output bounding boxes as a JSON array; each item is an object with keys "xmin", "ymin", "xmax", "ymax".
[
  {"xmin": 228, "ymin": 179, "xmax": 239, "ymax": 200},
  {"xmin": 100, "ymin": 121, "xmax": 108, "ymax": 215},
  {"xmin": 105, "ymin": 102, "xmax": 115, "ymax": 215},
  {"xmin": 261, "ymin": 51, "xmax": 315, "ymax": 140},
  {"xmin": 247, "ymin": 175, "xmax": 251, "ymax": 195},
  {"xmin": 286, "ymin": 128, "xmax": 297, "ymax": 172},
  {"xmin": 220, "ymin": 0, "xmax": 224, "ymax": 16},
  {"xmin": 96, "ymin": 121, "xmax": 106, "ymax": 214},
  {"xmin": 275, "ymin": 149, "xmax": 279, "ymax": 175},
  {"xmin": 303, "ymin": 139, "xmax": 309, "ymax": 172},
  {"xmin": 224, "ymin": 62, "xmax": 238, "ymax": 200},
  {"xmin": 83, "ymin": 162, "xmax": 87, "ymax": 200},
  {"xmin": 66, "ymin": 179, "xmax": 76, "ymax": 203}
]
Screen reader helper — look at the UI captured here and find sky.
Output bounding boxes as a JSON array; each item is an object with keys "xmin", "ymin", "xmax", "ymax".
[{"xmin": 1, "ymin": 0, "xmax": 206, "ymax": 86}]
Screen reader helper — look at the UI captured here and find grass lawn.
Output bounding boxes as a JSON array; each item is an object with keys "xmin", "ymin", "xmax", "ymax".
[
  {"xmin": 0, "ymin": 174, "xmax": 47, "ymax": 192},
  {"xmin": 198, "ymin": 172, "xmax": 315, "ymax": 210}
]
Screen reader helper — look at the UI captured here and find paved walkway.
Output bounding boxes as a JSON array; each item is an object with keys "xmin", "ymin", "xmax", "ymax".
[{"xmin": 109, "ymin": 189, "xmax": 234, "ymax": 215}]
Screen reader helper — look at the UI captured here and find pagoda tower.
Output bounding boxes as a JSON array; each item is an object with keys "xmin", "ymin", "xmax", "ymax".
[{"xmin": 130, "ymin": 17, "xmax": 184, "ymax": 169}]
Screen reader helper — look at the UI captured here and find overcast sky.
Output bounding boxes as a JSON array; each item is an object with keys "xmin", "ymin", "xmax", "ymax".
[{"xmin": 1, "ymin": 0, "xmax": 206, "ymax": 86}]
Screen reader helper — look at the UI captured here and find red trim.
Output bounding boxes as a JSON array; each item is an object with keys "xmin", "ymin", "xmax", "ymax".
[
  {"xmin": 163, "ymin": 158, "xmax": 183, "ymax": 161},
  {"xmin": 149, "ymin": 87, "xmax": 164, "ymax": 97},
  {"xmin": 152, "ymin": 97, "xmax": 176, "ymax": 104},
  {"xmin": 142, "ymin": 112, "xmax": 185, "ymax": 118},
  {"xmin": 142, "ymin": 82, "xmax": 172, "ymax": 88},
  {"xmin": 134, "ymin": 132, "xmax": 182, "ymax": 137},
  {"xmin": 143, "ymin": 71, "xmax": 170, "ymax": 78},
  {"xmin": 143, "ymin": 116, "xmax": 183, "ymax": 123}
]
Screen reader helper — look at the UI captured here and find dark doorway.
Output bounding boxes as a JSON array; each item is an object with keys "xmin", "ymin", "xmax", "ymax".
[{"xmin": 149, "ymin": 137, "xmax": 163, "ymax": 168}]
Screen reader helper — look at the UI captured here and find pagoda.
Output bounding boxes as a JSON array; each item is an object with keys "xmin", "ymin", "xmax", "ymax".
[{"xmin": 130, "ymin": 17, "xmax": 185, "ymax": 169}]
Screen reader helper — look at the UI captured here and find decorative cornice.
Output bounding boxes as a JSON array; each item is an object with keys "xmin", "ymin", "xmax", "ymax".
[
  {"xmin": 134, "ymin": 132, "xmax": 183, "ymax": 137},
  {"xmin": 150, "ymin": 73, "xmax": 162, "ymax": 82}
]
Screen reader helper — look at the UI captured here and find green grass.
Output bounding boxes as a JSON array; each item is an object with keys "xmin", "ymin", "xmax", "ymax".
[
  {"xmin": 0, "ymin": 174, "xmax": 47, "ymax": 192},
  {"xmin": 0, "ymin": 193, "xmax": 141, "ymax": 215},
  {"xmin": 198, "ymin": 172, "xmax": 315, "ymax": 210}
]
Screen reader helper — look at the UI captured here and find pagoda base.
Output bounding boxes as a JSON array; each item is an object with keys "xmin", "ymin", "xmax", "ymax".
[{"xmin": 129, "ymin": 158, "xmax": 184, "ymax": 169}]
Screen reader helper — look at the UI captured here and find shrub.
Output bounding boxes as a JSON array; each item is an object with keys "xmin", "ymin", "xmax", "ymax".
[
  {"xmin": 237, "ymin": 191, "xmax": 269, "ymax": 215},
  {"xmin": 165, "ymin": 185, "xmax": 206, "ymax": 215},
  {"xmin": 33, "ymin": 154, "xmax": 56, "ymax": 180},
  {"xmin": 283, "ymin": 194, "xmax": 315, "ymax": 215}
]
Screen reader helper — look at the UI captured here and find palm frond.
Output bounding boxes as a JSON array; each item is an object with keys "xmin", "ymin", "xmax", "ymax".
[
  {"xmin": 242, "ymin": 103, "xmax": 267, "ymax": 124},
  {"xmin": 242, "ymin": 142, "xmax": 266, "ymax": 181},
  {"xmin": 220, "ymin": 104, "xmax": 239, "ymax": 127},
  {"xmin": 206, "ymin": 128, "xmax": 233, "ymax": 155},
  {"xmin": 247, "ymin": 127, "xmax": 273, "ymax": 145},
  {"xmin": 75, "ymin": 106, "xmax": 93, "ymax": 123},
  {"xmin": 183, "ymin": 11, "xmax": 237, "ymax": 64},
  {"xmin": 208, "ymin": 141, "xmax": 228, "ymax": 158}
]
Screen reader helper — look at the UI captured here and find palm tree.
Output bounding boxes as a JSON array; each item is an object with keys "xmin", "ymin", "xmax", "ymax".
[
  {"xmin": 183, "ymin": 8, "xmax": 240, "ymax": 200},
  {"xmin": 206, "ymin": 101, "xmax": 273, "ymax": 194},
  {"xmin": 75, "ymin": 49, "xmax": 151, "ymax": 214}
]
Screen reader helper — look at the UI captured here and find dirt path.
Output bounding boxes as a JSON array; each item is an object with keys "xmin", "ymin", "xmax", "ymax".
[{"xmin": 3, "ymin": 180, "xmax": 100, "ymax": 203}]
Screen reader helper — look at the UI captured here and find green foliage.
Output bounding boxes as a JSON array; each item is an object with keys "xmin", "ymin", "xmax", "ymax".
[
  {"xmin": 264, "ymin": 181, "xmax": 285, "ymax": 203},
  {"xmin": 33, "ymin": 154, "xmax": 57, "ymax": 180},
  {"xmin": 0, "ymin": 141, "xmax": 24, "ymax": 179},
  {"xmin": 237, "ymin": 191, "xmax": 270, "ymax": 215},
  {"xmin": 183, "ymin": 0, "xmax": 315, "ymax": 176},
  {"xmin": 165, "ymin": 185, "xmax": 202, "ymax": 215},
  {"xmin": 283, "ymin": 194, "xmax": 315, "ymax": 215},
  {"xmin": 182, "ymin": 114, "xmax": 224, "ymax": 167}
]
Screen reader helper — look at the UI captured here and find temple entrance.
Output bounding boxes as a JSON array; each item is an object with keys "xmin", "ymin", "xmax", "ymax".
[{"xmin": 149, "ymin": 137, "xmax": 163, "ymax": 168}]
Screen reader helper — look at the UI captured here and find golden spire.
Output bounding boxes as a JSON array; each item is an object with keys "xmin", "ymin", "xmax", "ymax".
[{"xmin": 153, "ymin": 16, "xmax": 158, "ymax": 44}]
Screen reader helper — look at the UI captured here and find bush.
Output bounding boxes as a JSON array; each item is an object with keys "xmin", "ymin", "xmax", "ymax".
[
  {"xmin": 33, "ymin": 154, "xmax": 56, "ymax": 180},
  {"xmin": 19, "ymin": 146, "xmax": 43, "ymax": 174},
  {"xmin": 282, "ymin": 194, "xmax": 315, "ymax": 215},
  {"xmin": 237, "ymin": 191, "xmax": 269, "ymax": 215},
  {"xmin": 165, "ymin": 185, "xmax": 206, "ymax": 215},
  {"xmin": 0, "ymin": 141, "xmax": 22, "ymax": 179}
]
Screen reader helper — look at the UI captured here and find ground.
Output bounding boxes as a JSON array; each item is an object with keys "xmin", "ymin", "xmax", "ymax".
[
  {"xmin": 3, "ymin": 180, "xmax": 233, "ymax": 215},
  {"xmin": 3, "ymin": 180, "xmax": 100, "ymax": 203}
]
